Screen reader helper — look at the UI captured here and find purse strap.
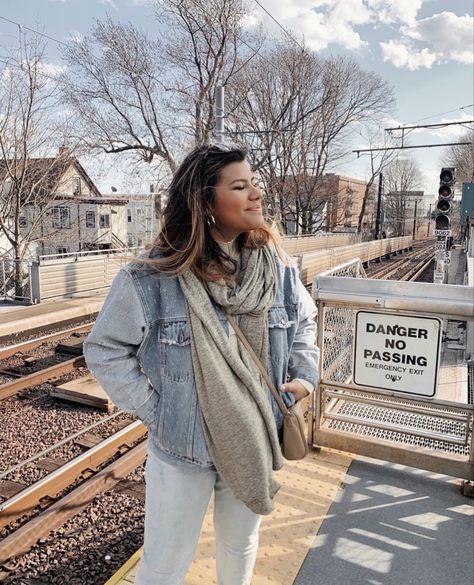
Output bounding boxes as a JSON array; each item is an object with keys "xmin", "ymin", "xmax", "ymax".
[{"xmin": 226, "ymin": 313, "xmax": 289, "ymax": 416}]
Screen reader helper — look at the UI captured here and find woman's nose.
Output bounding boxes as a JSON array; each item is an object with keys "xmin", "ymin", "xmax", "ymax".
[{"xmin": 249, "ymin": 184, "xmax": 261, "ymax": 199}]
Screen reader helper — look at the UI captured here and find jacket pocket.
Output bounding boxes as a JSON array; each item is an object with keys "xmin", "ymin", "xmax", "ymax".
[
  {"xmin": 158, "ymin": 320, "xmax": 194, "ymax": 383},
  {"xmin": 268, "ymin": 306, "xmax": 295, "ymax": 330}
]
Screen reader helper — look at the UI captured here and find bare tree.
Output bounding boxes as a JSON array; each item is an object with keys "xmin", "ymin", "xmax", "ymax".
[
  {"xmin": 383, "ymin": 157, "xmax": 423, "ymax": 236},
  {"xmin": 356, "ymin": 132, "xmax": 397, "ymax": 236},
  {"xmin": 227, "ymin": 46, "xmax": 396, "ymax": 233},
  {"xmin": 445, "ymin": 128, "xmax": 474, "ymax": 185},
  {"xmin": 61, "ymin": 1, "xmax": 253, "ymax": 174},
  {"xmin": 0, "ymin": 35, "xmax": 75, "ymax": 295}
]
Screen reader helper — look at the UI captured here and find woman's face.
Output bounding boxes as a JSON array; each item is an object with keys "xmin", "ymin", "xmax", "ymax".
[{"xmin": 210, "ymin": 160, "xmax": 263, "ymax": 242}]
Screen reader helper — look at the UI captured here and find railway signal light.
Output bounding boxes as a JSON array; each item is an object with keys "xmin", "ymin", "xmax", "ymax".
[{"xmin": 435, "ymin": 167, "xmax": 455, "ymax": 231}]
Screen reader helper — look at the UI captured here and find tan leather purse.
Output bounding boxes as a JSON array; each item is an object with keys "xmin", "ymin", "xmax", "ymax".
[{"xmin": 226, "ymin": 314, "xmax": 309, "ymax": 461}]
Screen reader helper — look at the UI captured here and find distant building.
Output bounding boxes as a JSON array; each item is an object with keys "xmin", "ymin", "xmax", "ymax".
[
  {"xmin": 280, "ymin": 173, "xmax": 376, "ymax": 235},
  {"xmin": 14, "ymin": 155, "xmax": 129, "ymax": 256},
  {"xmin": 108, "ymin": 193, "xmax": 157, "ymax": 248},
  {"xmin": 0, "ymin": 150, "xmax": 159, "ymax": 258}
]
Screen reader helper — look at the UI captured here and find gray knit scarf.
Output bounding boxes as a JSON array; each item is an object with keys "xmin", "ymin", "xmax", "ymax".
[{"xmin": 178, "ymin": 245, "xmax": 284, "ymax": 515}]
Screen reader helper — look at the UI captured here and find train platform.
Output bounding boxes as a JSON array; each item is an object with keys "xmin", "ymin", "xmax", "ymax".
[
  {"xmin": 104, "ymin": 449, "xmax": 473, "ymax": 585},
  {"xmin": 0, "ymin": 295, "xmax": 104, "ymax": 340}
]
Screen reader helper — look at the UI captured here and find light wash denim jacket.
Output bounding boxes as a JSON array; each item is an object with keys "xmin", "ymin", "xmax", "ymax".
[{"xmin": 83, "ymin": 250, "xmax": 320, "ymax": 467}]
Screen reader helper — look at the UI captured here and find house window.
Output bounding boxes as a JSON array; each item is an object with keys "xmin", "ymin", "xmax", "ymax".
[
  {"xmin": 128, "ymin": 209, "xmax": 132, "ymax": 223},
  {"xmin": 19, "ymin": 215, "xmax": 27, "ymax": 227},
  {"xmin": 72, "ymin": 177, "xmax": 81, "ymax": 195},
  {"xmin": 99, "ymin": 214, "xmax": 110, "ymax": 228},
  {"xmin": 53, "ymin": 207, "xmax": 70, "ymax": 229},
  {"xmin": 136, "ymin": 208, "xmax": 143, "ymax": 220},
  {"xmin": 57, "ymin": 247, "xmax": 69, "ymax": 255},
  {"xmin": 86, "ymin": 211, "xmax": 96, "ymax": 228}
]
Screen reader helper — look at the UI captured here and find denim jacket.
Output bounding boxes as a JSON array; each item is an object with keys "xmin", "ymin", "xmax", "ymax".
[{"xmin": 83, "ymin": 250, "xmax": 320, "ymax": 467}]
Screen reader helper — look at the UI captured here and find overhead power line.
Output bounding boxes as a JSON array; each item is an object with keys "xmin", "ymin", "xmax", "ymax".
[
  {"xmin": 252, "ymin": 0, "xmax": 306, "ymax": 52},
  {"xmin": 411, "ymin": 103, "xmax": 474, "ymax": 125},
  {"xmin": 0, "ymin": 15, "xmax": 70, "ymax": 47},
  {"xmin": 353, "ymin": 141, "xmax": 471, "ymax": 157}
]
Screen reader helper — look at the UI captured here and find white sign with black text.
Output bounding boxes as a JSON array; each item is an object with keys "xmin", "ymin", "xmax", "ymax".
[{"xmin": 353, "ymin": 311, "xmax": 442, "ymax": 397}]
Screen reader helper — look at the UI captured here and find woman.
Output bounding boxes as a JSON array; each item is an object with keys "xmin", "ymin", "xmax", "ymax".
[{"xmin": 83, "ymin": 143, "xmax": 319, "ymax": 585}]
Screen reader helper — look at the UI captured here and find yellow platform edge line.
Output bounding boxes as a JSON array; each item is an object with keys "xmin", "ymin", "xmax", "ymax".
[{"xmin": 104, "ymin": 547, "xmax": 143, "ymax": 585}]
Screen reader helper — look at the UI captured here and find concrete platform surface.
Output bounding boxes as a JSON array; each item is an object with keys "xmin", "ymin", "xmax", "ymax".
[
  {"xmin": 294, "ymin": 456, "xmax": 474, "ymax": 585},
  {"xmin": 0, "ymin": 295, "xmax": 105, "ymax": 339}
]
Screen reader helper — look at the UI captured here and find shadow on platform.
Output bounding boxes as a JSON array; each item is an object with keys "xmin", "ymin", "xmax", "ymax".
[{"xmin": 294, "ymin": 456, "xmax": 473, "ymax": 585}]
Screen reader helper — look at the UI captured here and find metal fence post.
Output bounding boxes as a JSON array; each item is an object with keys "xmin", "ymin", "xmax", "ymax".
[{"xmin": 30, "ymin": 261, "xmax": 41, "ymax": 304}]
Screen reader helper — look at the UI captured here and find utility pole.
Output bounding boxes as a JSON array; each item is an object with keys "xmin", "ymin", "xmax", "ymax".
[
  {"xmin": 374, "ymin": 172, "xmax": 383, "ymax": 239},
  {"xmin": 215, "ymin": 86, "xmax": 225, "ymax": 142},
  {"xmin": 412, "ymin": 199, "xmax": 418, "ymax": 240},
  {"xmin": 427, "ymin": 203, "xmax": 432, "ymax": 237}
]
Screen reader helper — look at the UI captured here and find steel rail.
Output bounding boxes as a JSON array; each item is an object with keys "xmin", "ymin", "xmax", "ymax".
[
  {"xmin": 0, "ymin": 440, "xmax": 147, "ymax": 565},
  {"xmin": 407, "ymin": 254, "xmax": 436, "ymax": 282},
  {"xmin": 0, "ymin": 420, "xmax": 146, "ymax": 531},
  {"xmin": 370, "ymin": 244, "xmax": 430, "ymax": 276},
  {"xmin": 0, "ymin": 355, "xmax": 85, "ymax": 401},
  {"xmin": 369, "ymin": 244, "xmax": 433, "ymax": 280},
  {"xmin": 0, "ymin": 323, "xmax": 92, "ymax": 360},
  {"xmin": 0, "ymin": 411, "xmax": 125, "ymax": 480}
]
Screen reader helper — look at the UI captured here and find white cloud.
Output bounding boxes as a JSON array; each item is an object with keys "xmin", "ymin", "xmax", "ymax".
[
  {"xmin": 366, "ymin": 0, "xmax": 426, "ymax": 25},
  {"xmin": 39, "ymin": 62, "xmax": 66, "ymax": 78},
  {"xmin": 421, "ymin": 113, "xmax": 474, "ymax": 140},
  {"xmin": 380, "ymin": 40, "xmax": 437, "ymax": 69},
  {"xmin": 255, "ymin": 0, "xmax": 370, "ymax": 51},
  {"xmin": 402, "ymin": 12, "xmax": 473, "ymax": 64},
  {"xmin": 381, "ymin": 12, "xmax": 474, "ymax": 69}
]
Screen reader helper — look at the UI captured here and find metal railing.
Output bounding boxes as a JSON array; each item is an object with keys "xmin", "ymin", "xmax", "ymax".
[
  {"xmin": 310, "ymin": 276, "xmax": 474, "ymax": 480},
  {"xmin": 38, "ymin": 246, "xmax": 143, "ymax": 264}
]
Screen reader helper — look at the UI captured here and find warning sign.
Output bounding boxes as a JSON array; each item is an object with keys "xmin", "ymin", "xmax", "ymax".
[{"xmin": 353, "ymin": 311, "xmax": 442, "ymax": 397}]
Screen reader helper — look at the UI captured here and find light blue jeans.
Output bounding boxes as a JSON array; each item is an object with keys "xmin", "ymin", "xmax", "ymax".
[{"xmin": 134, "ymin": 445, "xmax": 262, "ymax": 585}]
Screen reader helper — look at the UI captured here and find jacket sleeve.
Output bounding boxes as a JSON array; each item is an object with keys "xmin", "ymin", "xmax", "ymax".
[
  {"xmin": 287, "ymin": 276, "xmax": 320, "ymax": 390},
  {"xmin": 82, "ymin": 268, "xmax": 158, "ymax": 425}
]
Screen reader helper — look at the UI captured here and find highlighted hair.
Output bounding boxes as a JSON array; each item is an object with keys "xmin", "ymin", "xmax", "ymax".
[{"xmin": 146, "ymin": 144, "xmax": 284, "ymax": 281}]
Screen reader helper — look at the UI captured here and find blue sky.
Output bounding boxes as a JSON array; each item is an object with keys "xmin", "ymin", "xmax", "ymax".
[{"xmin": 0, "ymin": 0, "xmax": 472, "ymax": 199}]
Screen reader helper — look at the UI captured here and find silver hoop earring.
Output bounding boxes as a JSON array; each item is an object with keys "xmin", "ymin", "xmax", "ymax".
[{"xmin": 207, "ymin": 214, "xmax": 216, "ymax": 228}]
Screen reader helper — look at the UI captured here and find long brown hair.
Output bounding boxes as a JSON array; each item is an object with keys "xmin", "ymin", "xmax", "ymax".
[{"xmin": 147, "ymin": 143, "xmax": 283, "ymax": 281}]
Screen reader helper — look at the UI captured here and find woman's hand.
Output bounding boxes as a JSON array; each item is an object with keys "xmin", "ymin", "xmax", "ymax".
[{"xmin": 280, "ymin": 380, "xmax": 310, "ymax": 402}]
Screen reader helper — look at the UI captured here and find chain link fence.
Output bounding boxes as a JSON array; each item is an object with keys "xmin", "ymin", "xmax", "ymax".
[{"xmin": 317, "ymin": 259, "xmax": 367, "ymax": 384}]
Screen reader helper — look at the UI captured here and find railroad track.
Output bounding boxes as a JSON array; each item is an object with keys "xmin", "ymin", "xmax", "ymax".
[
  {"xmin": 0, "ymin": 323, "xmax": 92, "ymax": 361},
  {"xmin": 368, "ymin": 241, "xmax": 434, "ymax": 281},
  {"xmin": 0, "ymin": 323, "xmax": 94, "ymax": 400},
  {"xmin": 0, "ymin": 421, "xmax": 145, "ymax": 562},
  {"xmin": 0, "ymin": 356, "xmax": 85, "ymax": 401},
  {"xmin": 0, "ymin": 321, "xmax": 148, "ymax": 583}
]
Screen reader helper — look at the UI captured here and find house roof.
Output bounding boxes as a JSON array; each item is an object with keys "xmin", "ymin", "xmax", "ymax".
[{"xmin": 0, "ymin": 156, "xmax": 102, "ymax": 200}]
